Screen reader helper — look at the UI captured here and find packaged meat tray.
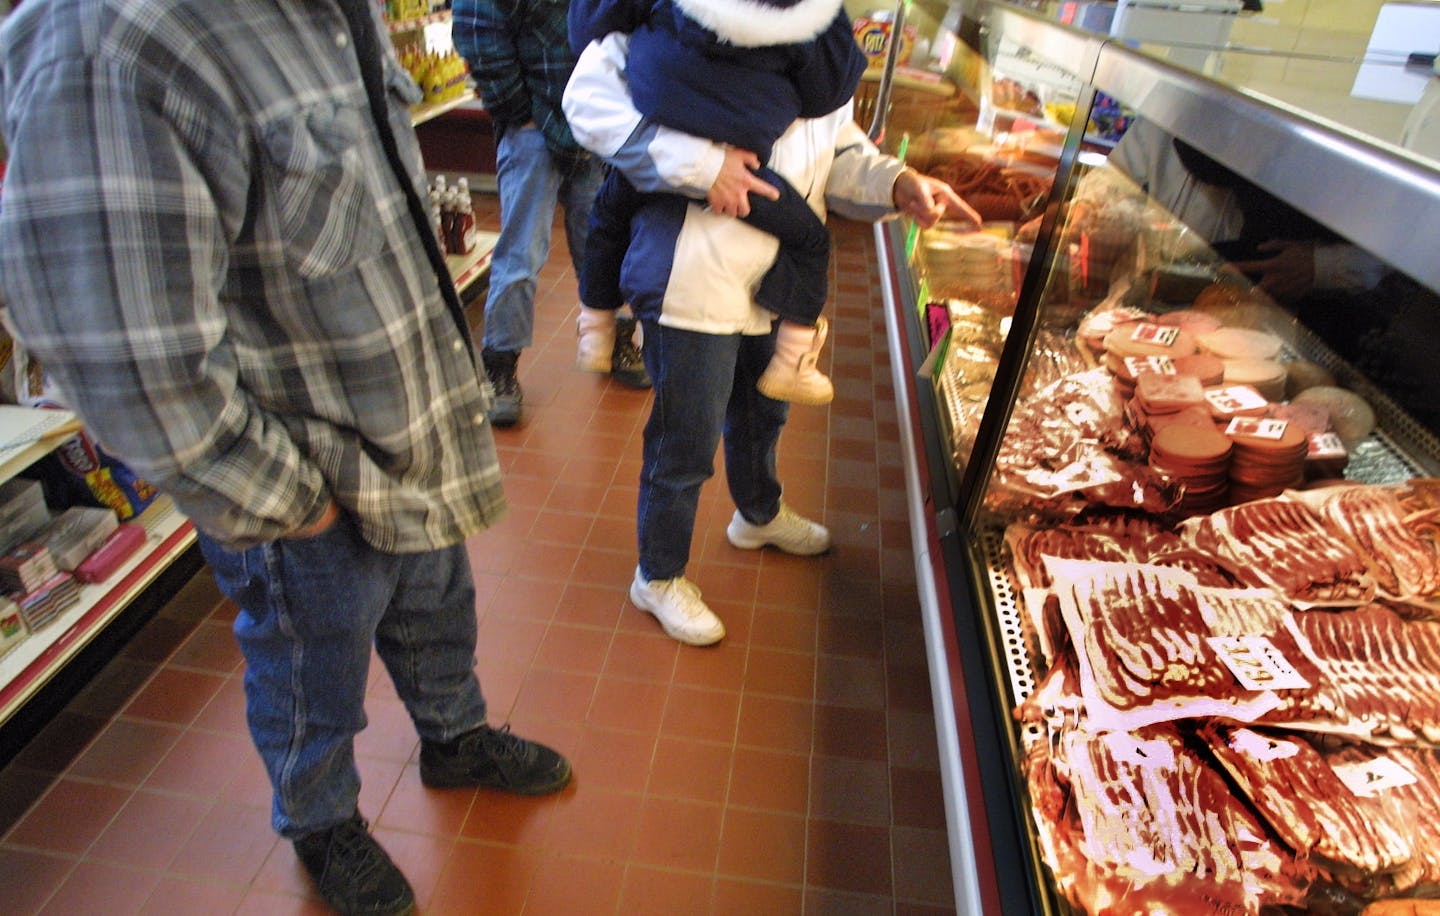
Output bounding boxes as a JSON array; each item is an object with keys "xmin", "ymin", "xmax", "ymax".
[
  {"xmin": 1046, "ymin": 557, "xmax": 1314, "ymax": 731},
  {"xmin": 1023, "ymin": 717, "xmax": 1309, "ymax": 916}
]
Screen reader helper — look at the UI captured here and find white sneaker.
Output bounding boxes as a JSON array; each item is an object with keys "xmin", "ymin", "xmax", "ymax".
[
  {"xmin": 726, "ymin": 503, "xmax": 832, "ymax": 555},
  {"xmin": 629, "ymin": 569, "xmax": 726, "ymax": 646}
]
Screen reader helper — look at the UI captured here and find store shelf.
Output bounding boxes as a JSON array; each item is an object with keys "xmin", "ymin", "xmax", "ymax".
[
  {"xmin": 446, "ymin": 229, "xmax": 497, "ymax": 296},
  {"xmin": 0, "ymin": 496, "xmax": 194, "ymax": 729},
  {"xmin": 411, "ymin": 89, "xmax": 475, "ymax": 128},
  {"xmin": 387, "ymin": 10, "xmax": 450, "ymax": 35},
  {"xmin": 0, "ymin": 407, "xmax": 78, "ymax": 483}
]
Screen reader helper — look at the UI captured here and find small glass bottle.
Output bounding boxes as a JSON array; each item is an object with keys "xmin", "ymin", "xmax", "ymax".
[{"xmin": 452, "ymin": 177, "xmax": 477, "ymax": 255}]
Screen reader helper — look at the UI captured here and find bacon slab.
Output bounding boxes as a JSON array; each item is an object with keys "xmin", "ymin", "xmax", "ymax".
[
  {"xmin": 1320, "ymin": 486, "xmax": 1440, "ymax": 600},
  {"xmin": 1322, "ymin": 743, "xmax": 1440, "ymax": 896},
  {"xmin": 1203, "ymin": 725, "xmax": 1415, "ymax": 881},
  {"xmin": 1182, "ymin": 497, "xmax": 1375, "ymax": 605},
  {"xmin": 1028, "ymin": 723, "xmax": 1307, "ymax": 915},
  {"xmin": 1271, "ymin": 604, "xmax": 1440, "ymax": 745}
]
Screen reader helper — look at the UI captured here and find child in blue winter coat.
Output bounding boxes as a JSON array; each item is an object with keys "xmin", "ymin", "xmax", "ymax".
[{"xmin": 569, "ymin": 0, "xmax": 868, "ymax": 405}]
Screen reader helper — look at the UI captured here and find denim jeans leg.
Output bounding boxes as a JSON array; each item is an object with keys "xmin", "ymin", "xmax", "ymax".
[
  {"xmin": 558, "ymin": 155, "xmax": 603, "ymax": 278},
  {"xmin": 373, "ymin": 543, "xmax": 487, "ymax": 744},
  {"xmin": 579, "ymin": 168, "xmax": 640, "ymax": 311},
  {"xmin": 636, "ymin": 321, "xmax": 741, "ymax": 580},
  {"xmin": 200, "ymin": 518, "xmax": 489, "ymax": 841},
  {"xmin": 725, "ymin": 327, "xmax": 789, "ymax": 524},
  {"xmin": 200, "ymin": 520, "xmax": 403, "ymax": 837},
  {"xmin": 484, "ymin": 126, "xmax": 561, "ymax": 353}
]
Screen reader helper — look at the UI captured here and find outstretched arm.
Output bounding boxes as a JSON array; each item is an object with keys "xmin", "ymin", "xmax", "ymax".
[{"xmin": 892, "ymin": 167, "xmax": 982, "ymax": 228}]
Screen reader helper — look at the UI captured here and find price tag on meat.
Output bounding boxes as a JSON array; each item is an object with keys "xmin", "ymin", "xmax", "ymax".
[
  {"xmin": 1124, "ymin": 355, "xmax": 1176, "ymax": 376},
  {"xmin": 1205, "ymin": 386, "xmax": 1269, "ymax": 415},
  {"xmin": 1130, "ymin": 323, "xmax": 1180, "ymax": 347},
  {"xmin": 1207, "ymin": 635, "xmax": 1312, "ymax": 691},
  {"xmin": 1331, "ymin": 756, "xmax": 1418, "ymax": 797},
  {"xmin": 1307, "ymin": 431, "xmax": 1346, "ymax": 458},
  {"xmin": 1225, "ymin": 417, "xmax": 1288, "ymax": 440}
]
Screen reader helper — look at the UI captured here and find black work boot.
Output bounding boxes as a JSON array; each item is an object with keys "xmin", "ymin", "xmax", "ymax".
[
  {"xmin": 420, "ymin": 723, "xmax": 572, "ymax": 795},
  {"xmin": 611, "ymin": 316, "xmax": 652, "ymax": 389},
  {"xmin": 481, "ymin": 347, "xmax": 523, "ymax": 426},
  {"xmin": 292, "ymin": 813, "xmax": 415, "ymax": 916}
]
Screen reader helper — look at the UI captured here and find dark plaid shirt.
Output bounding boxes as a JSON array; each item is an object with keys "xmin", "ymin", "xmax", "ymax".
[{"xmin": 452, "ymin": 0, "xmax": 591, "ymax": 173}]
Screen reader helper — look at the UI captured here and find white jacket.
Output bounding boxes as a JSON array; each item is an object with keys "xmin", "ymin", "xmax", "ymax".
[{"xmin": 563, "ymin": 32, "xmax": 907, "ymax": 334}]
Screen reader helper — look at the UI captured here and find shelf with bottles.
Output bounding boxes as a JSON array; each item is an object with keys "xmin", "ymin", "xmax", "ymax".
[
  {"xmin": 427, "ymin": 174, "xmax": 497, "ymax": 296},
  {"xmin": 388, "ymin": 7, "xmax": 471, "ymax": 122}
]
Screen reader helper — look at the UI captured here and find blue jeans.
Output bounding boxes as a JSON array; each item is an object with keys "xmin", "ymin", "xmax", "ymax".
[
  {"xmin": 637, "ymin": 322, "xmax": 789, "ymax": 581},
  {"xmin": 483, "ymin": 125, "xmax": 602, "ymax": 353},
  {"xmin": 198, "ymin": 519, "xmax": 487, "ymax": 838}
]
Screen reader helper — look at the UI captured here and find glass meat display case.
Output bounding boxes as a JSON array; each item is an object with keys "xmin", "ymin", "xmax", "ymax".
[{"xmin": 869, "ymin": 2, "xmax": 1440, "ymax": 913}]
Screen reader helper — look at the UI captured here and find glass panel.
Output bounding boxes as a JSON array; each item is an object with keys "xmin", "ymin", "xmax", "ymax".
[
  {"xmin": 1033, "ymin": 0, "xmax": 1440, "ymax": 167},
  {"xmin": 977, "ymin": 108, "xmax": 1440, "ymax": 528},
  {"xmin": 871, "ymin": 4, "xmax": 1096, "ymax": 479},
  {"xmin": 884, "ymin": 8, "xmax": 1440, "ymax": 915}
]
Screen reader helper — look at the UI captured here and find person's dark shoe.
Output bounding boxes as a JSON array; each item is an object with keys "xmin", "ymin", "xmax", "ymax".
[
  {"xmin": 293, "ymin": 813, "xmax": 415, "ymax": 916},
  {"xmin": 611, "ymin": 316, "xmax": 652, "ymax": 389},
  {"xmin": 481, "ymin": 347, "xmax": 523, "ymax": 426},
  {"xmin": 420, "ymin": 723, "xmax": 572, "ymax": 794}
]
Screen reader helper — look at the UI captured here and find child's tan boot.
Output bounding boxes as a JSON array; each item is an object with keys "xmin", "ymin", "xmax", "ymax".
[
  {"xmin": 576, "ymin": 305, "xmax": 617, "ymax": 373},
  {"xmin": 757, "ymin": 318, "xmax": 834, "ymax": 406}
]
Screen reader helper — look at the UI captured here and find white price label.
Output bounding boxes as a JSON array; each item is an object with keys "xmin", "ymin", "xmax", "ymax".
[
  {"xmin": 1131, "ymin": 323, "xmax": 1181, "ymax": 347},
  {"xmin": 1226, "ymin": 417, "xmax": 1289, "ymax": 440},
  {"xmin": 1308, "ymin": 431, "xmax": 1347, "ymax": 458},
  {"xmin": 1332, "ymin": 756, "xmax": 1418, "ymax": 797},
  {"xmin": 1124, "ymin": 356, "xmax": 1177, "ymax": 376},
  {"xmin": 1205, "ymin": 385, "xmax": 1269, "ymax": 415},
  {"xmin": 1208, "ymin": 635, "xmax": 1311, "ymax": 691}
]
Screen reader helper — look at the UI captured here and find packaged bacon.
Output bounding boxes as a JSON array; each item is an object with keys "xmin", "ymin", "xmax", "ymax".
[
  {"xmin": 1032, "ymin": 723, "xmax": 1308, "ymax": 915},
  {"xmin": 1202, "ymin": 724, "xmax": 1417, "ymax": 890},
  {"xmin": 1005, "ymin": 515, "xmax": 1217, "ymax": 662},
  {"xmin": 1267, "ymin": 603, "xmax": 1440, "ymax": 746},
  {"xmin": 1313, "ymin": 484, "xmax": 1440, "ymax": 608},
  {"xmin": 1322, "ymin": 743, "xmax": 1440, "ymax": 896},
  {"xmin": 1045, "ymin": 558, "xmax": 1315, "ymax": 731},
  {"xmin": 986, "ymin": 369, "xmax": 1181, "ymax": 521},
  {"xmin": 1180, "ymin": 495, "xmax": 1376, "ymax": 606}
]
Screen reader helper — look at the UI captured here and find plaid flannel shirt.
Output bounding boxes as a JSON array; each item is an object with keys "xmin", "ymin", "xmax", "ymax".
[
  {"xmin": 452, "ymin": 0, "xmax": 590, "ymax": 173},
  {"xmin": 0, "ymin": 0, "xmax": 506, "ymax": 551}
]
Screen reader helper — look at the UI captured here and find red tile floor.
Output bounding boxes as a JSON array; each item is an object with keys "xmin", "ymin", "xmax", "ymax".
[{"xmin": 0, "ymin": 194, "xmax": 957, "ymax": 915}]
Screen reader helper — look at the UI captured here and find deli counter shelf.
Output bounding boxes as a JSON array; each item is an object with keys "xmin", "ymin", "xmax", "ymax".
[{"xmin": 876, "ymin": 3, "xmax": 1440, "ymax": 914}]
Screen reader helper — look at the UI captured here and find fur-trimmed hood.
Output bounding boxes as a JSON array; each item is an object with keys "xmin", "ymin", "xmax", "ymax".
[{"xmin": 671, "ymin": 0, "xmax": 844, "ymax": 47}]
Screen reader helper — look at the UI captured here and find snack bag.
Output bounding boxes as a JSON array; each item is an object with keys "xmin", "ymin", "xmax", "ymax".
[{"xmin": 9, "ymin": 343, "xmax": 160, "ymax": 520}]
